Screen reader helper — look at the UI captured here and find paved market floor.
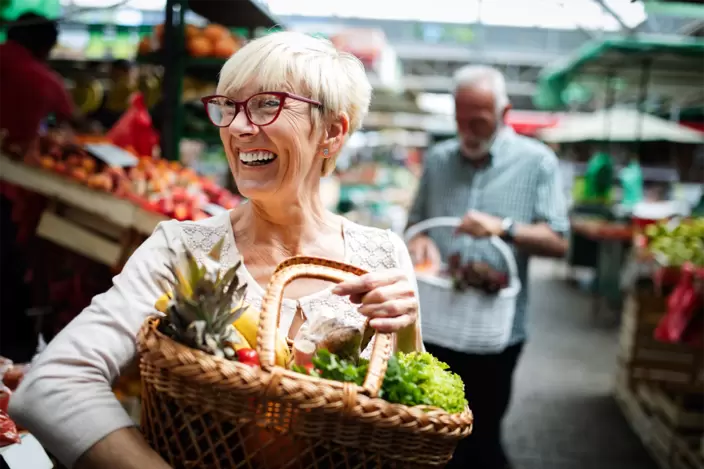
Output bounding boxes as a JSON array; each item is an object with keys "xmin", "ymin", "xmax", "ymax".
[{"xmin": 504, "ymin": 259, "xmax": 656, "ymax": 469}]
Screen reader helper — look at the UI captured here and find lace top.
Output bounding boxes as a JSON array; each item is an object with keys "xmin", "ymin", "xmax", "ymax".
[{"xmin": 8, "ymin": 211, "xmax": 421, "ymax": 468}]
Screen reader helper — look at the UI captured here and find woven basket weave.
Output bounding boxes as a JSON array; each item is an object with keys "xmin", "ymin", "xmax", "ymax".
[{"xmin": 137, "ymin": 256, "xmax": 473, "ymax": 469}]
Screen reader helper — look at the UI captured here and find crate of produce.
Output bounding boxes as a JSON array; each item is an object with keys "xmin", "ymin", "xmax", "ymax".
[
  {"xmin": 619, "ymin": 290, "xmax": 703, "ymax": 389},
  {"xmin": 640, "ymin": 218, "xmax": 704, "ymax": 295}
]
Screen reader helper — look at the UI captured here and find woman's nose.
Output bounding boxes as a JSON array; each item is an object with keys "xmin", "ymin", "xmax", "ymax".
[{"xmin": 228, "ymin": 110, "xmax": 257, "ymax": 138}]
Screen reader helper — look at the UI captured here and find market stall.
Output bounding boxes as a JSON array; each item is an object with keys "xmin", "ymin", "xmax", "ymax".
[
  {"xmin": 539, "ymin": 108, "xmax": 704, "ymax": 145},
  {"xmin": 533, "ymin": 36, "xmax": 704, "ymax": 114},
  {"xmin": 533, "ymin": 33, "xmax": 704, "ymax": 316}
]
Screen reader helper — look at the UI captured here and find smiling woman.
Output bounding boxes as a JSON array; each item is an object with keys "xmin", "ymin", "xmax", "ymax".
[{"xmin": 8, "ymin": 31, "xmax": 424, "ymax": 469}]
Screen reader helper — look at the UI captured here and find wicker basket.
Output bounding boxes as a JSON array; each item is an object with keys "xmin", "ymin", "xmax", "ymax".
[
  {"xmin": 405, "ymin": 217, "xmax": 521, "ymax": 354},
  {"xmin": 137, "ymin": 256, "xmax": 473, "ymax": 469}
]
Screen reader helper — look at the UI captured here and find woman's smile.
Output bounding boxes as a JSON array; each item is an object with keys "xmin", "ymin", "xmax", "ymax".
[{"xmin": 238, "ymin": 150, "xmax": 278, "ymax": 167}]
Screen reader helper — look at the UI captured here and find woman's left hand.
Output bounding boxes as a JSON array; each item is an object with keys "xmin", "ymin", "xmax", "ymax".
[{"xmin": 331, "ymin": 269, "xmax": 418, "ymax": 333}]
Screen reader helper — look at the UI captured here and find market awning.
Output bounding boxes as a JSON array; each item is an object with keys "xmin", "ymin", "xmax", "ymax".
[
  {"xmin": 533, "ymin": 36, "xmax": 704, "ymax": 111},
  {"xmin": 537, "ymin": 108, "xmax": 704, "ymax": 144}
]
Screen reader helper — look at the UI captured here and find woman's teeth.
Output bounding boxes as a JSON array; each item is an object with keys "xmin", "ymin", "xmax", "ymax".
[{"xmin": 239, "ymin": 151, "xmax": 277, "ymax": 166}]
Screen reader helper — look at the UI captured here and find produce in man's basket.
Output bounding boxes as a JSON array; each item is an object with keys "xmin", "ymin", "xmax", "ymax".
[
  {"xmin": 138, "ymin": 253, "xmax": 473, "ymax": 469},
  {"xmin": 447, "ymin": 254, "xmax": 509, "ymax": 294}
]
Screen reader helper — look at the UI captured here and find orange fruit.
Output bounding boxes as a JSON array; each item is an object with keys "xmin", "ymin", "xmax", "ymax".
[{"xmin": 187, "ymin": 36, "xmax": 213, "ymax": 58}]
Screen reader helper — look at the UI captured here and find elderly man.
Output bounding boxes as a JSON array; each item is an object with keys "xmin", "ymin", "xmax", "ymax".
[{"xmin": 407, "ymin": 65, "xmax": 569, "ymax": 469}]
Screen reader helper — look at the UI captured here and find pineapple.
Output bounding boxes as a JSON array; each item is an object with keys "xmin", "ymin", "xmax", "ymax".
[{"xmin": 157, "ymin": 236, "xmax": 248, "ymax": 360}]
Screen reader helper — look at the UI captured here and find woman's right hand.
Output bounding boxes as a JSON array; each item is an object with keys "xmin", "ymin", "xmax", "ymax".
[{"xmin": 407, "ymin": 235, "xmax": 441, "ymax": 275}]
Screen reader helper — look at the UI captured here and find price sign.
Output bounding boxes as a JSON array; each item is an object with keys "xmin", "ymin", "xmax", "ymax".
[{"xmin": 84, "ymin": 143, "xmax": 139, "ymax": 168}]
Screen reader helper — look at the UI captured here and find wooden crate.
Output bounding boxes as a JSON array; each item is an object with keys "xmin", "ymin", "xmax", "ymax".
[
  {"xmin": 637, "ymin": 382, "xmax": 704, "ymax": 433},
  {"xmin": 619, "ymin": 291, "xmax": 704, "ymax": 389},
  {"xmin": 36, "ymin": 202, "xmax": 137, "ymax": 269},
  {"xmin": 672, "ymin": 438, "xmax": 704, "ymax": 469},
  {"xmin": 615, "ymin": 372, "xmax": 672, "ymax": 469},
  {"xmin": 616, "ymin": 369, "xmax": 704, "ymax": 469}
]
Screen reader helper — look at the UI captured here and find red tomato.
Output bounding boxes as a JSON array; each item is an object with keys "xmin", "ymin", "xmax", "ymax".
[
  {"xmin": 304, "ymin": 363, "xmax": 317, "ymax": 375},
  {"xmin": 236, "ymin": 349, "xmax": 260, "ymax": 367}
]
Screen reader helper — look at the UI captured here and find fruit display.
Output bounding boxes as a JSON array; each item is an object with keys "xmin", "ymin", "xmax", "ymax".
[
  {"xmin": 644, "ymin": 218, "xmax": 704, "ymax": 267},
  {"xmin": 138, "ymin": 22, "xmax": 246, "ymax": 60},
  {"xmin": 16, "ymin": 132, "xmax": 241, "ymax": 222}
]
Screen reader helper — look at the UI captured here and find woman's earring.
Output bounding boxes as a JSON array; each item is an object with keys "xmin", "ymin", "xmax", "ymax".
[{"xmin": 322, "ymin": 149, "xmax": 329, "ymax": 158}]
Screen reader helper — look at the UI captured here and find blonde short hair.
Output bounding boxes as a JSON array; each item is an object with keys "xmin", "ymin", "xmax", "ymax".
[{"xmin": 217, "ymin": 31, "xmax": 372, "ymax": 176}]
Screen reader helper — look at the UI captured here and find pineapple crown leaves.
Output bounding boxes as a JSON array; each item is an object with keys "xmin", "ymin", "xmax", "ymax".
[{"xmin": 156, "ymin": 235, "xmax": 249, "ymax": 357}]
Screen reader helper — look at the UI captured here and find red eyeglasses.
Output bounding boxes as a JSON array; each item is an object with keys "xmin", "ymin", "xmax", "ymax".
[{"xmin": 201, "ymin": 92, "xmax": 323, "ymax": 128}]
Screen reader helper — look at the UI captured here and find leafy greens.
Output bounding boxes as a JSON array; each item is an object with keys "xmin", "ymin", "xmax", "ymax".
[{"xmin": 295, "ymin": 349, "xmax": 468, "ymax": 414}]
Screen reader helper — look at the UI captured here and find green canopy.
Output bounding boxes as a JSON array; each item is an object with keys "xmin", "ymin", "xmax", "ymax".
[
  {"xmin": 1, "ymin": 0, "xmax": 60, "ymax": 20},
  {"xmin": 1, "ymin": 0, "xmax": 61, "ymax": 42},
  {"xmin": 534, "ymin": 36, "xmax": 704, "ymax": 111}
]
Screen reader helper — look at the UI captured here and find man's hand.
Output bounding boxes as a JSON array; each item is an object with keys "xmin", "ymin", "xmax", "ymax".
[
  {"xmin": 407, "ymin": 235, "xmax": 442, "ymax": 275},
  {"xmin": 455, "ymin": 210, "xmax": 503, "ymax": 238}
]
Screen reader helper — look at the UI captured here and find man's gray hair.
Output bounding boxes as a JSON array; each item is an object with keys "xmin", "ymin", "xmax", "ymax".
[{"xmin": 452, "ymin": 65, "xmax": 510, "ymax": 113}]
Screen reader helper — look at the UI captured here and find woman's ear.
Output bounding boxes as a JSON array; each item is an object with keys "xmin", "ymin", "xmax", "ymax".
[{"xmin": 323, "ymin": 112, "xmax": 349, "ymax": 156}]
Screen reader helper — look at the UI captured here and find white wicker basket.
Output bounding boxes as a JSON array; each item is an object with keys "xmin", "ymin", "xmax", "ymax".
[{"xmin": 405, "ymin": 217, "xmax": 521, "ymax": 354}]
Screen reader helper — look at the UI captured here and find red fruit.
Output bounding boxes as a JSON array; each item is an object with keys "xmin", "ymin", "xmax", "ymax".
[
  {"xmin": 192, "ymin": 210, "xmax": 210, "ymax": 221},
  {"xmin": 0, "ymin": 388, "xmax": 10, "ymax": 414},
  {"xmin": 172, "ymin": 203, "xmax": 189, "ymax": 221},
  {"xmin": 157, "ymin": 198, "xmax": 175, "ymax": 216},
  {"xmin": 237, "ymin": 349, "xmax": 260, "ymax": 367},
  {"xmin": 304, "ymin": 363, "xmax": 317, "ymax": 375},
  {"xmin": 53, "ymin": 162, "xmax": 67, "ymax": 175},
  {"xmin": 171, "ymin": 187, "xmax": 188, "ymax": 203},
  {"xmin": 2, "ymin": 367, "xmax": 24, "ymax": 391}
]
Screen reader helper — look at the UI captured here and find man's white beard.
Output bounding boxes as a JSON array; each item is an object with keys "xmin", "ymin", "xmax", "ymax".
[{"xmin": 462, "ymin": 124, "xmax": 502, "ymax": 160}]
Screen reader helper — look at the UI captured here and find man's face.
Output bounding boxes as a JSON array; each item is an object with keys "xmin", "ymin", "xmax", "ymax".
[{"xmin": 454, "ymin": 84, "xmax": 506, "ymax": 160}]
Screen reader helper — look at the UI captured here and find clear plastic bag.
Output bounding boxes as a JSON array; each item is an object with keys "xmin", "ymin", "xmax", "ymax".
[{"xmin": 291, "ymin": 317, "xmax": 373, "ymax": 368}]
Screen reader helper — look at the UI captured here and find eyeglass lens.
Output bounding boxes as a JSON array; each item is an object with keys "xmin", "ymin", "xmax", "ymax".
[{"xmin": 205, "ymin": 93, "xmax": 283, "ymax": 127}]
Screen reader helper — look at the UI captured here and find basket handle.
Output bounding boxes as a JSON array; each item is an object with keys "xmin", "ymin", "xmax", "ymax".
[
  {"xmin": 257, "ymin": 256, "xmax": 394, "ymax": 397},
  {"xmin": 404, "ymin": 217, "xmax": 520, "ymax": 291}
]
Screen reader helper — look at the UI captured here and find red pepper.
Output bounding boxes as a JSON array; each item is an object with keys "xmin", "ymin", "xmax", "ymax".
[
  {"xmin": 236, "ymin": 349, "xmax": 260, "ymax": 367},
  {"xmin": 656, "ymin": 263, "xmax": 704, "ymax": 347}
]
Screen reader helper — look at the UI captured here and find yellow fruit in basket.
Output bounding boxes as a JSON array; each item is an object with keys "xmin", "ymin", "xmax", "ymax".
[
  {"xmin": 227, "ymin": 327, "xmax": 252, "ymax": 351},
  {"xmin": 155, "ymin": 293, "xmax": 290, "ymax": 366},
  {"xmin": 232, "ymin": 305, "xmax": 291, "ymax": 368},
  {"xmin": 155, "ymin": 292, "xmax": 172, "ymax": 313}
]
